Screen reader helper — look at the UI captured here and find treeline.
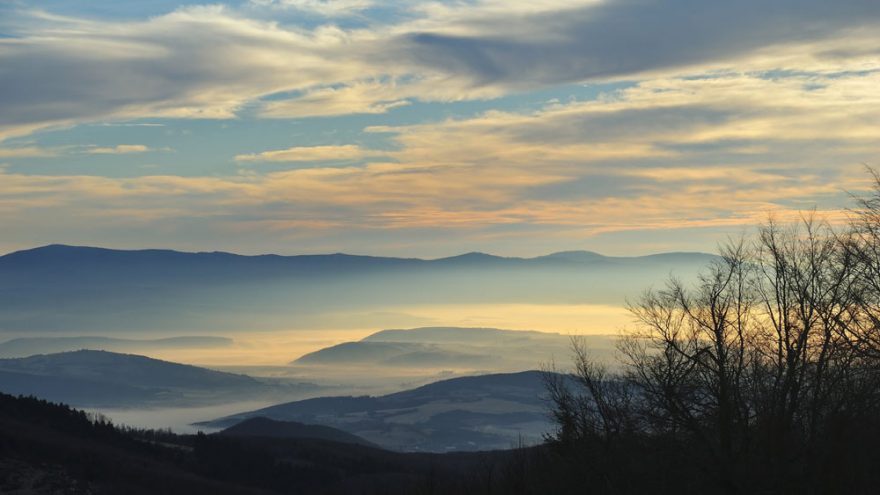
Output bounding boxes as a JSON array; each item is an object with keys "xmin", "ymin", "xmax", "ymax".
[
  {"xmin": 534, "ymin": 172, "xmax": 880, "ymax": 494},
  {"xmin": 0, "ymin": 391, "xmax": 538, "ymax": 494}
]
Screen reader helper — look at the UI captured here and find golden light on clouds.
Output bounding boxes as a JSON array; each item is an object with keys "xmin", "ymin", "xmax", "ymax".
[{"xmin": 0, "ymin": 1, "xmax": 878, "ymax": 256}]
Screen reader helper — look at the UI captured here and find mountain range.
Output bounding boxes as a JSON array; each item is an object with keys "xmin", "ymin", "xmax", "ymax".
[
  {"xmin": 0, "ymin": 244, "xmax": 714, "ymax": 333},
  {"xmin": 0, "ymin": 335, "xmax": 232, "ymax": 358}
]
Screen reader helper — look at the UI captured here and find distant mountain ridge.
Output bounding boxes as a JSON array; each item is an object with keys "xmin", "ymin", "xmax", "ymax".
[
  {"xmin": 0, "ymin": 335, "xmax": 232, "ymax": 358},
  {"xmin": 292, "ymin": 326, "xmax": 616, "ymax": 371},
  {"xmin": 1, "ymin": 243, "xmax": 714, "ymax": 265},
  {"xmin": 293, "ymin": 341, "xmax": 496, "ymax": 367},
  {"xmin": 362, "ymin": 326, "xmax": 563, "ymax": 343},
  {"xmin": 0, "ymin": 244, "xmax": 716, "ymax": 333},
  {"xmin": 0, "ymin": 350, "xmax": 258, "ymax": 387},
  {"xmin": 0, "ymin": 350, "xmax": 300, "ymax": 407}
]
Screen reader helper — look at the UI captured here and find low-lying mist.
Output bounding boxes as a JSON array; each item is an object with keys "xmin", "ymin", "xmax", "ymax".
[{"xmin": 70, "ymin": 303, "xmax": 628, "ymax": 368}]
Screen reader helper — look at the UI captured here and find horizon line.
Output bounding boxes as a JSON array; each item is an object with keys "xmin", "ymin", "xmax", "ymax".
[{"xmin": 0, "ymin": 243, "xmax": 717, "ymax": 261}]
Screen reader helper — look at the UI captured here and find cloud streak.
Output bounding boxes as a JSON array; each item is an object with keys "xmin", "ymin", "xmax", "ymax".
[
  {"xmin": 0, "ymin": 146, "xmax": 58, "ymax": 159},
  {"xmin": 85, "ymin": 144, "xmax": 152, "ymax": 155},
  {"xmin": 2, "ymin": 69, "xmax": 878, "ymax": 255},
  {"xmin": 0, "ymin": 6, "xmax": 370, "ymax": 139},
  {"xmin": 2, "ymin": 1, "xmax": 879, "ymax": 139},
  {"xmin": 395, "ymin": 0, "xmax": 880, "ymax": 87},
  {"xmin": 2, "ymin": 1, "xmax": 879, "ymax": 256},
  {"xmin": 235, "ymin": 144, "xmax": 386, "ymax": 162}
]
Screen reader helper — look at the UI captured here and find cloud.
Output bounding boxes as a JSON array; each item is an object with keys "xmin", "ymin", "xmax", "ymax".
[
  {"xmin": 84, "ymin": 144, "xmax": 152, "ymax": 155},
  {"xmin": 92, "ymin": 123, "xmax": 166, "ymax": 128},
  {"xmin": 0, "ymin": 143, "xmax": 161, "ymax": 158},
  {"xmin": 0, "ymin": 6, "xmax": 372, "ymax": 140},
  {"xmin": 394, "ymin": 0, "xmax": 880, "ymax": 88},
  {"xmin": 248, "ymin": 0, "xmax": 375, "ymax": 16},
  {"xmin": 2, "ymin": 1, "xmax": 879, "ymax": 139},
  {"xmin": 0, "ymin": 146, "xmax": 58, "ymax": 158},
  {"xmin": 2, "ymin": 1, "xmax": 880, "ymax": 256},
  {"xmin": 2, "ymin": 69, "xmax": 878, "ymax": 256},
  {"xmin": 260, "ymin": 80, "xmax": 411, "ymax": 118},
  {"xmin": 235, "ymin": 144, "xmax": 386, "ymax": 162}
]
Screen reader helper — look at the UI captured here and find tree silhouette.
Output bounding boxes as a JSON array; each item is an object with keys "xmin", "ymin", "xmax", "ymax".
[{"xmin": 546, "ymin": 174, "xmax": 880, "ymax": 494}]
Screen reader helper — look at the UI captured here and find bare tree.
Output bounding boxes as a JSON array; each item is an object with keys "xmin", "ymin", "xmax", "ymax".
[
  {"xmin": 842, "ymin": 168, "xmax": 880, "ymax": 359},
  {"xmin": 545, "ymin": 204, "xmax": 880, "ymax": 494}
]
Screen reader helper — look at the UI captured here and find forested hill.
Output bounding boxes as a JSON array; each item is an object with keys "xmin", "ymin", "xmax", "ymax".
[{"xmin": 0, "ymin": 392, "xmax": 541, "ymax": 494}]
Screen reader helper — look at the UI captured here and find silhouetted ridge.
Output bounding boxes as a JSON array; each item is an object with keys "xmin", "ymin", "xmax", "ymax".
[
  {"xmin": 0, "ymin": 349, "xmax": 257, "ymax": 387},
  {"xmin": 1, "ymin": 243, "xmax": 713, "ymax": 264},
  {"xmin": 431, "ymin": 251, "xmax": 510, "ymax": 264},
  {"xmin": 294, "ymin": 341, "xmax": 433, "ymax": 364},
  {"xmin": 221, "ymin": 417, "xmax": 377, "ymax": 447},
  {"xmin": 0, "ymin": 335, "xmax": 232, "ymax": 358}
]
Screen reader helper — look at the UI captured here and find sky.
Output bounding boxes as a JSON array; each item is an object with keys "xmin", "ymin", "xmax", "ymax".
[{"xmin": 1, "ymin": 0, "xmax": 879, "ymax": 258}]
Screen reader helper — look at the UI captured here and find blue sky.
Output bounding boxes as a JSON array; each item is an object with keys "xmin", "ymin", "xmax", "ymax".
[{"xmin": 1, "ymin": 0, "xmax": 879, "ymax": 256}]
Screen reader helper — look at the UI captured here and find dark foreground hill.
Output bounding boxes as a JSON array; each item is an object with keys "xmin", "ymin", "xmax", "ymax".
[
  {"xmin": 4, "ymin": 385, "xmax": 872, "ymax": 495},
  {"xmin": 0, "ymin": 350, "xmax": 312, "ymax": 407},
  {"xmin": 220, "ymin": 417, "xmax": 377, "ymax": 447},
  {"xmin": 0, "ymin": 392, "xmax": 539, "ymax": 495},
  {"xmin": 202, "ymin": 370, "xmax": 555, "ymax": 452}
]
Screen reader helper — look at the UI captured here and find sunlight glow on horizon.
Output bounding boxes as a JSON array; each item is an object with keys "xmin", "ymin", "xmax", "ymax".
[{"xmin": 108, "ymin": 303, "xmax": 628, "ymax": 367}]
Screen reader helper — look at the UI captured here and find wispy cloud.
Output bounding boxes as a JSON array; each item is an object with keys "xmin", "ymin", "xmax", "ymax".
[
  {"xmin": 235, "ymin": 144, "xmax": 386, "ymax": 162},
  {"xmin": 0, "ymin": 146, "xmax": 58, "ymax": 158},
  {"xmin": 2, "ymin": 1, "xmax": 878, "ymax": 140},
  {"xmin": 91, "ymin": 123, "xmax": 166, "ymax": 128},
  {"xmin": 248, "ymin": 0, "xmax": 375, "ymax": 16},
  {"xmin": 2, "ymin": 68, "xmax": 877, "ymax": 255},
  {"xmin": 2, "ymin": 1, "xmax": 879, "ymax": 255},
  {"xmin": 260, "ymin": 80, "xmax": 411, "ymax": 118},
  {"xmin": 84, "ymin": 144, "xmax": 152, "ymax": 155},
  {"xmin": 394, "ymin": 0, "xmax": 880, "ymax": 87},
  {"xmin": 0, "ymin": 6, "xmax": 371, "ymax": 140}
]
